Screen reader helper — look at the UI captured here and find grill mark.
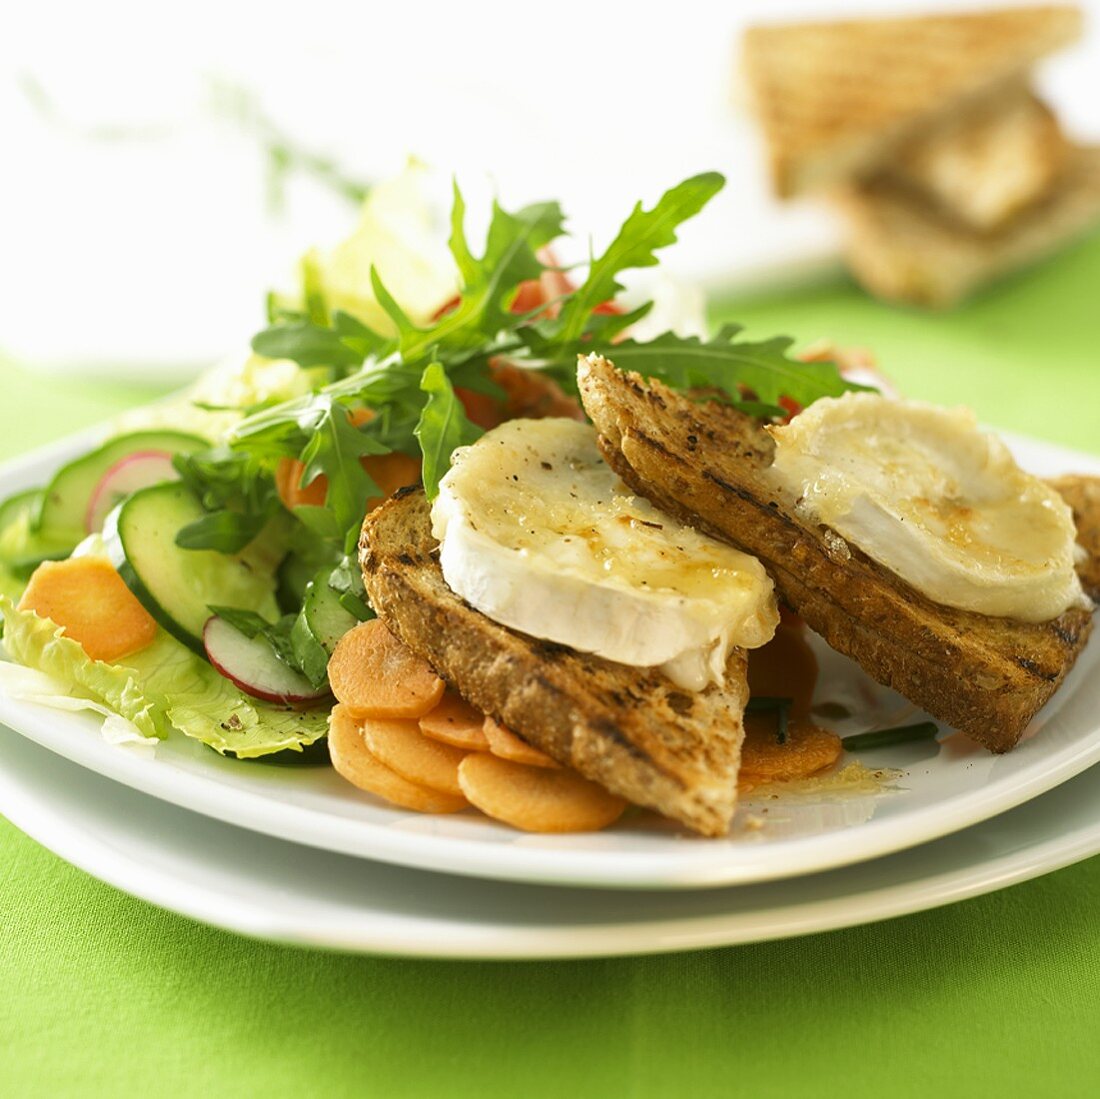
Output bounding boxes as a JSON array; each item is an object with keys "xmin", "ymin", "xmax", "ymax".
[{"xmin": 1015, "ymin": 656, "xmax": 1057, "ymax": 681}]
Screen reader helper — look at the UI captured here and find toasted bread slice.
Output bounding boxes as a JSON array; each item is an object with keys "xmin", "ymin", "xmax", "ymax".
[
  {"xmin": 742, "ymin": 6, "xmax": 1082, "ymax": 198},
  {"xmin": 835, "ymin": 145, "xmax": 1100, "ymax": 307},
  {"xmin": 578, "ymin": 354, "xmax": 1093, "ymax": 753},
  {"xmin": 891, "ymin": 84, "xmax": 1068, "ymax": 231},
  {"xmin": 359, "ymin": 488, "xmax": 750, "ymax": 836},
  {"xmin": 1048, "ymin": 475, "xmax": 1100, "ymax": 602}
]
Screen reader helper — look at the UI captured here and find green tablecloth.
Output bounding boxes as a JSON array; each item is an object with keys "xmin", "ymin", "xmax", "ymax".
[{"xmin": 2, "ymin": 236, "xmax": 1099, "ymax": 1098}]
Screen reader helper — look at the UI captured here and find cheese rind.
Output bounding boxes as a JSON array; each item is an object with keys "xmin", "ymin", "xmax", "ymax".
[{"xmin": 431, "ymin": 419, "xmax": 778, "ymax": 690}]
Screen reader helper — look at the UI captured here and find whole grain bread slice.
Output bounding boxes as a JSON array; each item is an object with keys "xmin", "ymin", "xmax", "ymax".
[
  {"xmin": 359, "ymin": 488, "xmax": 750, "ymax": 836},
  {"xmin": 578, "ymin": 354, "xmax": 1094, "ymax": 753}
]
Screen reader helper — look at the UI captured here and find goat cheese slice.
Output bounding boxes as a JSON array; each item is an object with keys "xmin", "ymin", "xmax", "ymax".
[
  {"xmin": 431, "ymin": 418, "xmax": 778, "ymax": 691},
  {"xmin": 769, "ymin": 392, "xmax": 1087, "ymax": 623}
]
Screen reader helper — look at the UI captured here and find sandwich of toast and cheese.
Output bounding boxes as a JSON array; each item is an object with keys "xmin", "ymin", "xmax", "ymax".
[
  {"xmin": 578, "ymin": 353, "xmax": 1096, "ymax": 753},
  {"xmin": 359, "ymin": 418, "xmax": 779, "ymax": 836}
]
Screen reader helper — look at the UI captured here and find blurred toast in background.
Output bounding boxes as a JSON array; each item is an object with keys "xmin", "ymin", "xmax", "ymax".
[
  {"xmin": 838, "ymin": 145, "xmax": 1100, "ymax": 306},
  {"xmin": 741, "ymin": 5, "xmax": 1100, "ymax": 306},
  {"xmin": 889, "ymin": 83, "xmax": 1068, "ymax": 232}
]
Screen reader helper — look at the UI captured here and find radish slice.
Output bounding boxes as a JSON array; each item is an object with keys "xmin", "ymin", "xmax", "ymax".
[
  {"xmin": 85, "ymin": 450, "xmax": 180, "ymax": 533},
  {"xmin": 203, "ymin": 616, "xmax": 329, "ymax": 704}
]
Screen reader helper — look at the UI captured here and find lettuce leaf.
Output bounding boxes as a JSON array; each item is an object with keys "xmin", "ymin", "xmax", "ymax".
[{"xmin": 1, "ymin": 598, "xmax": 328, "ymax": 757}]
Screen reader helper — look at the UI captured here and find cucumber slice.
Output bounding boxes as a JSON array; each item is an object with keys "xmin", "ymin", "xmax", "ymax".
[
  {"xmin": 0, "ymin": 489, "xmax": 75, "ymax": 574},
  {"xmin": 290, "ymin": 568, "xmax": 361, "ymax": 685},
  {"xmin": 105, "ymin": 482, "xmax": 281, "ymax": 653},
  {"xmin": 0, "ymin": 488, "xmax": 39, "ymax": 531},
  {"xmin": 37, "ymin": 430, "xmax": 208, "ymax": 540}
]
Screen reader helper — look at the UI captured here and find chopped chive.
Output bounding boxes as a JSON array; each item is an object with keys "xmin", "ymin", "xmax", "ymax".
[
  {"xmin": 842, "ymin": 721, "xmax": 940, "ymax": 752},
  {"xmin": 776, "ymin": 701, "xmax": 789, "ymax": 746},
  {"xmin": 746, "ymin": 696, "xmax": 792, "ymax": 744},
  {"xmin": 745, "ymin": 696, "xmax": 792, "ymax": 712}
]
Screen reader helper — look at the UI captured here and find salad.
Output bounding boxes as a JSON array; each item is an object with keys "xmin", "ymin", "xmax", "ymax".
[{"xmin": 0, "ymin": 166, "xmax": 856, "ymax": 768}]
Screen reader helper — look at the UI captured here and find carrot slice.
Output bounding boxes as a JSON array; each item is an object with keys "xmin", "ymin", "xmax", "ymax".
[
  {"xmin": 18, "ymin": 557, "xmax": 157, "ymax": 663},
  {"xmin": 420, "ymin": 691, "xmax": 490, "ymax": 751},
  {"xmin": 361, "ymin": 716, "xmax": 467, "ymax": 798},
  {"xmin": 483, "ymin": 717, "xmax": 560, "ymax": 769},
  {"xmin": 328, "ymin": 619, "xmax": 445, "ymax": 719},
  {"xmin": 328, "ymin": 705, "xmax": 467, "ymax": 813},
  {"xmin": 274, "ymin": 456, "xmax": 328, "ymax": 511},
  {"xmin": 458, "ymin": 753, "xmax": 626, "ymax": 833},
  {"xmin": 362, "ymin": 451, "xmax": 422, "ymax": 511},
  {"xmin": 739, "ymin": 714, "xmax": 842, "ymax": 785}
]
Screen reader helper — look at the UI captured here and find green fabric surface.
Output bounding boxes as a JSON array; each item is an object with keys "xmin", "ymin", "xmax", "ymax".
[{"xmin": 2, "ymin": 239, "xmax": 1100, "ymax": 1098}]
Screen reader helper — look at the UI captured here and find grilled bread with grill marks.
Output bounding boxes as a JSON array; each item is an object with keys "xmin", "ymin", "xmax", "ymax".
[
  {"xmin": 359, "ymin": 488, "xmax": 751, "ymax": 836},
  {"xmin": 578, "ymin": 353, "xmax": 1094, "ymax": 753}
]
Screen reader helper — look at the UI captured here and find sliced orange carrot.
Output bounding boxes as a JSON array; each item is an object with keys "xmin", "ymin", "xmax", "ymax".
[
  {"xmin": 361, "ymin": 716, "xmax": 468, "ymax": 797},
  {"xmin": 275, "ymin": 456, "xmax": 328, "ymax": 510},
  {"xmin": 458, "ymin": 753, "xmax": 626, "ymax": 833},
  {"xmin": 328, "ymin": 704, "xmax": 467, "ymax": 813},
  {"xmin": 276, "ymin": 449, "xmax": 420, "ymax": 513},
  {"xmin": 483, "ymin": 717, "xmax": 560, "ymax": 769},
  {"xmin": 18, "ymin": 557, "xmax": 157, "ymax": 663},
  {"xmin": 420, "ymin": 691, "xmax": 490, "ymax": 751},
  {"xmin": 328, "ymin": 619, "xmax": 445, "ymax": 719},
  {"xmin": 362, "ymin": 451, "xmax": 422, "ymax": 511},
  {"xmin": 739, "ymin": 713, "xmax": 842, "ymax": 785}
]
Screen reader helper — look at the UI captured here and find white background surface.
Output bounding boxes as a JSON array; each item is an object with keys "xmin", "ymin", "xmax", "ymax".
[{"xmin": 4, "ymin": 1, "xmax": 1100, "ymax": 376}]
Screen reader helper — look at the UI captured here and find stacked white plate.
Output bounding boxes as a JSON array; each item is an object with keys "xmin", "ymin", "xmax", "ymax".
[{"xmin": 2, "ymin": 430, "xmax": 1099, "ymax": 959}]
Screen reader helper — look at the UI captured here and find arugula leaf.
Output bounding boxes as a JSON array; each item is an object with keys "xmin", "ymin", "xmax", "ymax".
[
  {"xmin": 587, "ymin": 326, "xmax": 867, "ymax": 414},
  {"xmin": 176, "ymin": 510, "xmax": 269, "ymax": 553},
  {"xmin": 251, "ymin": 322, "xmax": 364, "ymax": 369},
  {"xmin": 553, "ymin": 172, "xmax": 724, "ymax": 344},
  {"xmin": 172, "ymin": 448, "xmax": 282, "ymax": 552},
  {"xmin": 295, "ymin": 395, "xmax": 389, "ymax": 534},
  {"xmin": 391, "ymin": 188, "xmax": 564, "ymax": 362},
  {"xmin": 415, "ymin": 363, "xmax": 482, "ymax": 498}
]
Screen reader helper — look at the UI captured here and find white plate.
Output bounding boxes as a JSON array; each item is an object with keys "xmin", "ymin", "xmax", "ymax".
[
  {"xmin": 1, "ymin": 430, "xmax": 1098, "ymax": 890},
  {"xmin": 4, "ymin": 724, "xmax": 1100, "ymax": 958}
]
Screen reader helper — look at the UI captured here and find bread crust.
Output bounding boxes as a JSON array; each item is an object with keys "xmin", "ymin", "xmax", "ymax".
[
  {"xmin": 359, "ymin": 488, "xmax": 750, "ymax": 836},
  {"xmin": 1048, "ymin": 475, "xmax": 1100, "ymax": 603},
  {"xmin": 578, "ymin": 354, "xmax": 1093, "ymax": 753}
]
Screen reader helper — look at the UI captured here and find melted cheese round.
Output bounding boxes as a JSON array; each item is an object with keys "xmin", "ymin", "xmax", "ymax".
[
  {"xmin": 769, "ymin": 392, "xmax": 1086, "ymax": 622},
  {"xmin": 431, "ymin": 418, "xmax": 778, "ymax": 690}
]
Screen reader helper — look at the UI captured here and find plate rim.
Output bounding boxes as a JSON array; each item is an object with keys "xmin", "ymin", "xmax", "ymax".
[
  {"xmin": 0, "ymin": 426, "xmax": 1098, "ymax": 891},
  {"xmin": 3, "ymin": 726, "xmax": 1100, "ymax": 959}
]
